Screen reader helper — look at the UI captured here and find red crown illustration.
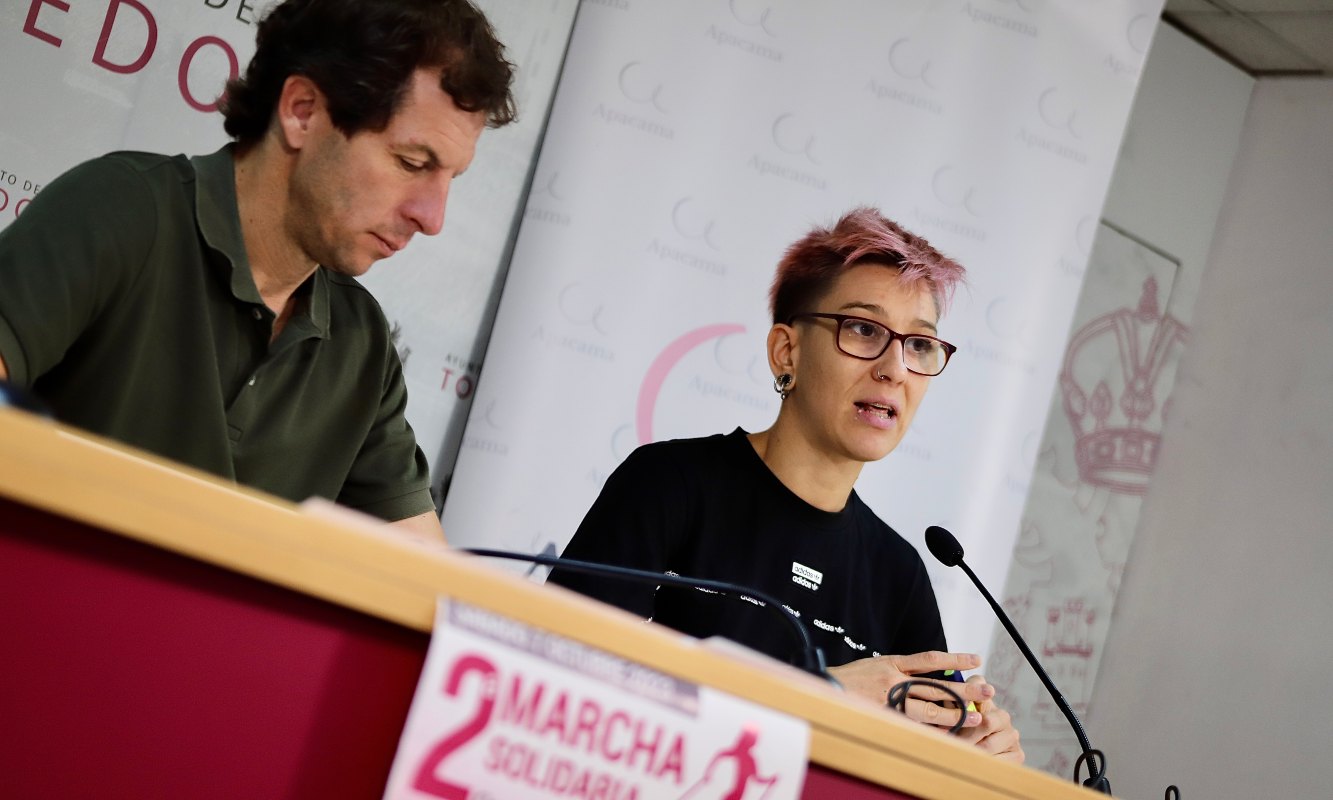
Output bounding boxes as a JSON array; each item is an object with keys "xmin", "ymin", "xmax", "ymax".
[
  {"xmin": 1059, "ymin": 277, "xmax": 1189, "ymax": 495},
  {"xmin": 1043, "ymin": 598, "xmax": 1095, "ymax": 659}
]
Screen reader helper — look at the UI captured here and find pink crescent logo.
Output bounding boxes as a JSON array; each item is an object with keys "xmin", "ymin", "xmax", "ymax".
[{"xmin": 636, "ymin": 323, "xmax": 746, "ymax": 445}]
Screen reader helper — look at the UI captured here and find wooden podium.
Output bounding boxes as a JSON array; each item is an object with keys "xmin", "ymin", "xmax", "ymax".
[{"xmin": 0, "ymin": 408, "xmax": 1096, "ymax": 800}]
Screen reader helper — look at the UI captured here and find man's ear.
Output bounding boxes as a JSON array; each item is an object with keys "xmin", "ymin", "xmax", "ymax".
[
  {"xmin": 274, "ymin": 75, "xmax": 325, "ymax": 150},
  {"xmin": 767, "ymin": 322, "xmax": 799, "ymax": 379}
]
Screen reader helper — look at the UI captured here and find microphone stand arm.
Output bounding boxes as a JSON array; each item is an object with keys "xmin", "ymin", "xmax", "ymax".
[
  {"xmin": 958, "ymin": 559, "xmax": 1109, "ymax": 792},
  {"xmin": 462, "ymin": 548, "xmax": 830, "ymax": 681}
]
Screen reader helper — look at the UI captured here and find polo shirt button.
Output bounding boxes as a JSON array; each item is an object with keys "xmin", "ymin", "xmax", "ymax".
[
  {"xmin": 252, "ymin": 308, "xmax": 263, "ymax": 321},
  {"xmin": 248, "ymin": 376, "xmax": 257, "ymax": 387}
]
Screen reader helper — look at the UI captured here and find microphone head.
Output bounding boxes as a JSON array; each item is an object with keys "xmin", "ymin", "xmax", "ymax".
[{"xmin": 925, "ymin": 526, "xmax": 965, "ymax": 567}]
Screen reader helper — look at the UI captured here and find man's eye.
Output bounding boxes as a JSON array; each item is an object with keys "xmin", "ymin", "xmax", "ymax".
[{"xmin": 399, "ymin": 157, "xmax": 427, "ymax": 172}]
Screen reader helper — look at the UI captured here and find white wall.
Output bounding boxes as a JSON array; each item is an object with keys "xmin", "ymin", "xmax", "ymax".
[
  {"xmin": 1100, "ymin": 25, "xmax": 1255, "ymax": 324},
  {"xmin": 1090, "ymin": 77, "xmax": 1333, "ymax": 798}
]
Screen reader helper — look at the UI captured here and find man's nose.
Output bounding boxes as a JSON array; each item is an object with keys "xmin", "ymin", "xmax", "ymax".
[{"xmin": 404, "ymin": 176, "xmax": 450, "ymax": 236}]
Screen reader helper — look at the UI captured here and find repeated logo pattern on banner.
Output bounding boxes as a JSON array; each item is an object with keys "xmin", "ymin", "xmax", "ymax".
[
  {"xmin": 384, "ymin": 598, "xmax": 810, "ymax": 799},
  {"xmin": 443, "ymin": 0, "xmax": 1167, "ymax": 666},
  {"xmin": 989, "ymin": 222, "xmax": 1188, "ymax": 775},
  {"xmin": 0, "ymin": 0, "xmax": 580, "ymax": 498}
]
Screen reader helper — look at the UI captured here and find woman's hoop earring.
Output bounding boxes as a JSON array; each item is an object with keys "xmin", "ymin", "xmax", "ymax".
[{"xmin": 773, "ymin": 373, "xmax": 793, "ymax": 400}]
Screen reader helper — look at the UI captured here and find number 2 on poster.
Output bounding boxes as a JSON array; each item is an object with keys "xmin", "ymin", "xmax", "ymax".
[{"xmin": 411, "ymin": 654, "xmax": 499, "ymax": 799}]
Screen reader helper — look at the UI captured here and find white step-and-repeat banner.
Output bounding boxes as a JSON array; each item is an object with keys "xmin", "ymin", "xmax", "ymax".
[
  {"xmin": 0, "ymin": 0, "xmax": 579, "ymax": 500},
  {"xmin": 444, "ymin": 0, "xmax": 1166, "ymax": 664}
]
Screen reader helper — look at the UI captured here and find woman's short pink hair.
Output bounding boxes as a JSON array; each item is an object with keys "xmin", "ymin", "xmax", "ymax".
[{"xmin": 768, "ymin": 207, "xmax": 966, "ymax": 324}]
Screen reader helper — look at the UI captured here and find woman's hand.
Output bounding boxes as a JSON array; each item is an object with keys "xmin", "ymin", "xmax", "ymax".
[
  {"xmin": 828, "ymin": 651, "xmax": 992, "ymax": 730},
  {"xmin": 954, "ymin": 675, "xmax": 1024, "ymax": 763}
]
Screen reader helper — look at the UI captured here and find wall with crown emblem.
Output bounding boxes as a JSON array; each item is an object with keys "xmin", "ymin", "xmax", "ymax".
[
  {"xmin": 1089, "ymin": 76, "xmax": 1333, "ymax": 798},
  {"xmin": 988, "ymin": 222, "xmax": 1190, "ymax": 779}
]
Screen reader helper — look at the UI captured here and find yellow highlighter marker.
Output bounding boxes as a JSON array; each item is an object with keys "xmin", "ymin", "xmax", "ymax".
[{"xmin": 943, "ymin": 669, "xmax": 979, "ymax": 712}]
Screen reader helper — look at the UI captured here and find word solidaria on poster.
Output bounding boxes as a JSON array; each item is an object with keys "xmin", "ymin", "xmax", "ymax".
[{"xmin": 20, "ymin": 0, "xmax": 253, "ymax": 113}]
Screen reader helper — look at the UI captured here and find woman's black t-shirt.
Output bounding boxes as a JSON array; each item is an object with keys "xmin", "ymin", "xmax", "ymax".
[{"xmin": 547, "ymin": 429, "xmax": 947, "ymax": 667}]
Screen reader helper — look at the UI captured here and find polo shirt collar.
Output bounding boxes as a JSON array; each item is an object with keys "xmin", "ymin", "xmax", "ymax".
[{"xmin": 189, "ymin": 145, "xmax": 330, "ymax": 339}]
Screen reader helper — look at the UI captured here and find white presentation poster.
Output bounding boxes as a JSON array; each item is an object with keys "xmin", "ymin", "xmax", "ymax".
[
  {"xmin": 384, "ymin": 598, "xmax": 810, "ymax": 800},
  {"xmin": 444, "ymin": 0, "xmax": 1166, "ymax": 662}
]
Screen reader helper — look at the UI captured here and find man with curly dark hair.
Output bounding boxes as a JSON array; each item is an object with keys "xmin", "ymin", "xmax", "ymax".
[{"xmin": 0, "ymin": 0, "xmax": 517, "ymax": 541}]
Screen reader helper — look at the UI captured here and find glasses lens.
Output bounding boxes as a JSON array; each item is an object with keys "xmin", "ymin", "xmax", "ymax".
[
  {"xmin": 838, "ymin": 317, "xmax": 890, "ymax": 358},
  {"xmin": 904, "ymin": 336, "xmax": 946, "ymax": 375}
]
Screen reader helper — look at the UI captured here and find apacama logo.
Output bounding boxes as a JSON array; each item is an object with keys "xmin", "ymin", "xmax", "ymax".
[{"xmin": 635, "ymin": 324, "xmax": 746, "ymax": 444}]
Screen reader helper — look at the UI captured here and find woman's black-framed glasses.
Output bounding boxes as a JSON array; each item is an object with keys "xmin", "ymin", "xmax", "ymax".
[{"xmin": 789, "ymin": 312, "xmax": 957, "ymax": 376}]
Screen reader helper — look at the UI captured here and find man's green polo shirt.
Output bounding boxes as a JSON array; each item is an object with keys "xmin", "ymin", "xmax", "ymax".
[{"xmin": 0, "ymin": 147, "xmax": 434, "ymax": 521}]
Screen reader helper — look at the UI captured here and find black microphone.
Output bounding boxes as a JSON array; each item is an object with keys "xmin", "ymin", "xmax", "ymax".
[
  {"xmin": 461, "ymin": 547, "xmax": 833, "ymax": 684},
  {"xmin": 925, "ymin": 525, "xmax": 1112, "ymax": 794}
]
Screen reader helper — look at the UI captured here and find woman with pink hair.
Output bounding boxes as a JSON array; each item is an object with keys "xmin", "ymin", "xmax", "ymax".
[{"xmin": 549, "ymin": 208, "xmax": 1022, "ymax": 762}]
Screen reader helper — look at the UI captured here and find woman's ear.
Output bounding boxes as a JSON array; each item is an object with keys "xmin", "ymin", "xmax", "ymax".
[{"xmin": 767, "ymin": 322, "xmax": 798, "ymax": 379}]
